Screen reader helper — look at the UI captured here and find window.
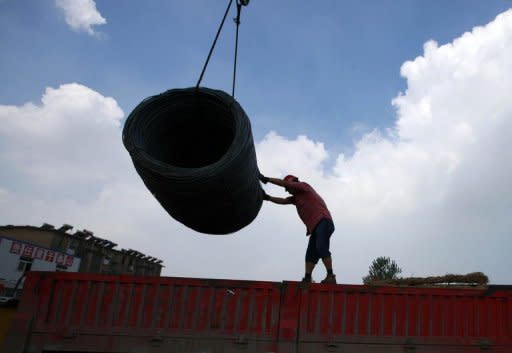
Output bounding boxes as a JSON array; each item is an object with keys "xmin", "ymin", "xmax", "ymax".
[{"xmin": 17, "ymin": 258, "xmax": 33, "ymax": 272}]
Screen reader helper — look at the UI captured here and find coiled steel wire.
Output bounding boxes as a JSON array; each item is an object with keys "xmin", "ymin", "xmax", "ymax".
[{"xmin": 123, "ymin": 87, "xmax": 264, "ymax": 234}]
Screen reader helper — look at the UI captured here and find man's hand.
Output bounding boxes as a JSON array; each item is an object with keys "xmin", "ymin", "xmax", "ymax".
[
  {"xmin": 262, "ymin": 190, "xmax": 270, "ymax": 201},
  {"xmin": 259, "ymin": 172, "xmax": 269, "ymax": 184}
]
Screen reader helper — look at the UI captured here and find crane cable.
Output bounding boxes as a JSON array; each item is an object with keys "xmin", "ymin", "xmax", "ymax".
[{"xmin": 195, "ymin": 0, "xmax": 248, "ymax": 98}]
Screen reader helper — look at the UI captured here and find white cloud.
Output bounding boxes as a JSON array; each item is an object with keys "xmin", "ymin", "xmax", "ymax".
[
  {"xmin": 55, "ymin": 0, "xmax": 106, "ymax": 36},
  {"xmin": 256, "ymin": 9, "xmax": 512, "ymax": 283},
  {"xmin": 257, "ymin": 132, "xmax": 329, "ymax": 181},
  {"xmin": 0, "ymin": 83, "xmax": 124, "ymax": 193},
  {"xmin": 1, "ymin": 10, "xmax": 512, "ymax": 284}
]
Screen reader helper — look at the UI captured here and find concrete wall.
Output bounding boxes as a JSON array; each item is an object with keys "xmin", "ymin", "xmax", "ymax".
[{"xmin": 0, "ymin": 228, "xmax": 55, "ymax": 248}]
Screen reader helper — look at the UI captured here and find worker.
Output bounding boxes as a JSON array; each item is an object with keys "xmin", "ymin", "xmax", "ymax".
[{"xmin": 259, "ymin": 173, "xmax": 336, "ymax": 284}]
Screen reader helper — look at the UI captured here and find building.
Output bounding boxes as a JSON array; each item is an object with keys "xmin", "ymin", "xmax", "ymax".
[{"xmin": 0, "ymin": 223, "xmax": 163, "ymax": 297}]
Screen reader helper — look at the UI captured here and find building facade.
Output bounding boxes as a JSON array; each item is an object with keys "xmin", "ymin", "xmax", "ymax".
[
  {"xmin": 0, "ymin": 235, "xmax": 81, "ymax": 296},
  {"xmin": 0, "ymin": 223, "xmax": 163, "ymax": 296}
]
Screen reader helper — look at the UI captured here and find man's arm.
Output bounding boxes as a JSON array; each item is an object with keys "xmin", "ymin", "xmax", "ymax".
[
  {"xmin": 259, "ymin": 174, "xmax": 293, "ymax": 189},
  {"xmin": 266, "ymin": 177, "xmax": 289, "ymax": 188},
  {"xmin": 265, "ymin": 195, "xmax": 293, "ymax": 205}
]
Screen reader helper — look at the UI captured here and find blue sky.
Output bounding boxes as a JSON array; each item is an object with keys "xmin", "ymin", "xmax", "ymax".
[
  {"xmin": 1, "ymin": 1, "xmax": 512, "ymax": 284},
  {"xmin": 2, "ymin": 1, "xmax": 509, "ymax": 148}
]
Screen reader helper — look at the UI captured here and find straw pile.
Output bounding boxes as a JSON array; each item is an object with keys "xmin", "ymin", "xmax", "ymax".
[{"xmin": 366, "ymin": 272, "xmax": 489, "ymax": 287}]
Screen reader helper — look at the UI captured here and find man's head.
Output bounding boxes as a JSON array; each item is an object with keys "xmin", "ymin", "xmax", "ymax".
[
  {"xmin": 284, "ymin": 174, "xmax": 299, "ymax": 194},
  {"xmin": 284, "ymin": 175, "xmax": 299, "ymax": 182}
]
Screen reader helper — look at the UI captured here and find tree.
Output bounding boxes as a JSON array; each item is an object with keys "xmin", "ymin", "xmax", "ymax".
[{"xmin": 363, "ymin": 256, "xmax": 402, "ymax": 284}]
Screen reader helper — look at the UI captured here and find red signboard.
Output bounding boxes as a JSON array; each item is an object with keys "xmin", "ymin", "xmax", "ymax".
[
  {"xmin": 34, "ymin": 248, "xmax": 45, "ymax": 259},
  {"xmin": 56, "ymin": 253, "xmax": 65, "ymax": 265},
  {"xmin": 22, "ymin": 245, "xmax": 34, "ymax": 258},
  {"xmin": 44, "ymin": 251, "xmax": 55, "ymax": 262},
  {"xmin": 10, "ymin": 241, "xmax": 22, "ymax": 254},
  {"xmin": 65, "ymin": 255, "xmax": 74, "ymax": 267},
  {"xmin": 5, "ymin": 238, "xmax": 77, "ymax": 268}
]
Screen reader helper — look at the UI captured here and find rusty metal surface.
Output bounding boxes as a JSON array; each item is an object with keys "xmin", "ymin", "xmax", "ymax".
[
  {"xmin": 35, "ymin": 273, "xmax": 280, "ymax": 336},
  {"xmin": 297, "ymin": 283, "xmax": 512, "ymax": 350},
  {"xmin": 5, "ymin": 272, "xmax": 284, "ymax": 353},
  {"xmin": 4, "ymin": 273, "xmax": 512, "ymax": 353}
]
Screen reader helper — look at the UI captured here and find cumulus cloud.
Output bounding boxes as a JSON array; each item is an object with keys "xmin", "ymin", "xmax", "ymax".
[
  {"xmin": 257, "ymin": 10, "xmax": 512, "ymax": 283},
  {"xmin": 0, "ymin": 84, "xmax": 124, "ymax": 193},
  {"xmin": 257, "ymin": 132, "xmax": 329, "ymax": 179},
  {"xmin": 55, "ymin": 0, "xmax": 106, "ymax": 36},
  {"xmin": 1, "ymin": 10, "xmax": 512, "ymax": 284}
]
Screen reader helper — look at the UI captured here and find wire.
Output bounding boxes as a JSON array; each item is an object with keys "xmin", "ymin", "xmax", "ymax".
[
  {"xmin": 196, "ymin": 0, "xmax": 234, "ymax": 89},
  {"xmin": 196, "ymin": 0, "xmax": 247, "ymax": 98},
  {"xmin": 232, "ymin": 2, "xmax": 242, "ymax": 98}
]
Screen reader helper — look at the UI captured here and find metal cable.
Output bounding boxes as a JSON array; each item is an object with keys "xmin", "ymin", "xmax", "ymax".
[
  {"xmin": 196, "ymin": 0, "xmax": 234, "ymax": 89},
  {"xmin": 232, "ymin": 2, "xmax": 242, "ymax": 97}
]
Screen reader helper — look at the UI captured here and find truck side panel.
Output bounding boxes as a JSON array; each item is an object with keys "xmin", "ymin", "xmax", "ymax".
[
  {"xmin": 297, "ymin": 284, "xmax": 512, "ymax": 352},
  {"xmin": 4, "ymin": 272, "xmax": 286, "ymax": 353},
  {"xmin": 3, "ymin": 272, "xmax": 512, "ymax": 353}
]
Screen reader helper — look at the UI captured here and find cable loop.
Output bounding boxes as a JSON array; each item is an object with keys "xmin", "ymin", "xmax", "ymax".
[{"xmin": 195, "ymin": 0, "xmax": 248, "ymax": 98}]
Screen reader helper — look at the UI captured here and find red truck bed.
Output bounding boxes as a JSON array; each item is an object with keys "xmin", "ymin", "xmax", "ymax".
[{"xmin": 4, "ymin": 271, "xmax": 512, "ymax": 352}]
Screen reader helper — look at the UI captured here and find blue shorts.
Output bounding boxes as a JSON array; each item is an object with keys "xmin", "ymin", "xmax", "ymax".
[{"xmin": 305, "ymin": 218, "xmax": 335, "ymax": 264}]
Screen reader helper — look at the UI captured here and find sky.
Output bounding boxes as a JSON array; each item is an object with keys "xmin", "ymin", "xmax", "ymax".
[{"xmin": 1, "ymin": 0, "xmax": 512, "ymax": 284}]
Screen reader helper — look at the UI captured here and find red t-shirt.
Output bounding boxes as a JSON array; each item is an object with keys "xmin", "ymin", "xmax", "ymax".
[{"xmin": 284, "ymin": 180, "xmax": 332, "ymax": 235}]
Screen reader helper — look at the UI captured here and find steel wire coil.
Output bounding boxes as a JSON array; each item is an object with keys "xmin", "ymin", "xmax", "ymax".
[{"xmin": 122, "ymin": 87, "xmax": 264, "ymax": 234}]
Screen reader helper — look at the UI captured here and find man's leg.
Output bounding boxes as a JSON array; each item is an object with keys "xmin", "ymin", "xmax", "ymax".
[
  {"xmin": 305, "ymin": 261, "xmax": 316, "ymax": 276},
  {"xmin": 315, "ymin": 219, "xmax": 336, "ymax": 284},
  {"xmin": 304, "ymin": 233, "xmax": 319, "ymax": 282},
  {"xmin": 321, "ymin": 256, "xmax": 333, "ymax": 273}
]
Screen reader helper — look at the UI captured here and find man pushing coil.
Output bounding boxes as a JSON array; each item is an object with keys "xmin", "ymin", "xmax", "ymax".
[{"xmin": 259, "ymin": 173, "xmax": 336, "ymax": 284}]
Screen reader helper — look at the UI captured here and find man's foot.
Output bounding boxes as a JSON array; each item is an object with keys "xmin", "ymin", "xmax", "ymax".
[
  {"xmin": 301, "ymin": 276, "xmax": 312, "ymax": 283},
  {"xmin": 321, "ymin": 274, "xmax": 337, "ymax": 284}
]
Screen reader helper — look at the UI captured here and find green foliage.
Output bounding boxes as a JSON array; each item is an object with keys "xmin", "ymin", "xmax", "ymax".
[{"xmin": 363, "ymin": 256, "xmax": 402, "ymax": 284}]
